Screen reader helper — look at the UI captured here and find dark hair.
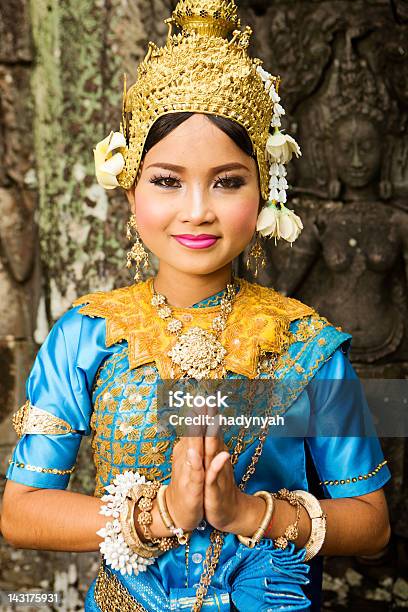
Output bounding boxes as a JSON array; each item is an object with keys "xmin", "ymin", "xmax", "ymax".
[{"xmin": 142, "ymin": 112, "xmax": 256, "ymax": 161}]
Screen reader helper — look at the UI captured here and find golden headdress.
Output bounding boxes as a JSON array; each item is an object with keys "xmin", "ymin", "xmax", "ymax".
[{"xmin": 94, "ymin": 0, "xmax": 303, "ymax": 244}]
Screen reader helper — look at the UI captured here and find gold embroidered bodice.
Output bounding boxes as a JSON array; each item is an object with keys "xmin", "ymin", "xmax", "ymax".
[{"xmin": 72, "ymin": 277, "xmax": 316, "ymax": 380}]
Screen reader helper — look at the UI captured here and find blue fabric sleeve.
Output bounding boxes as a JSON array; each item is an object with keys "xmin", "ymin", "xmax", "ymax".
[
  {"xmin": 6, "ymin": 306, "xmax": 107, "ymax": 490},
  {"xmin": 305, "ymin": 346, "xmax": 391, "ymax": 498}
]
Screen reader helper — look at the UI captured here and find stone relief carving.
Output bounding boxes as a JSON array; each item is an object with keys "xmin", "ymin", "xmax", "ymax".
[
  {"xmin": 0, "ymin": 6, "xmax": 39, "ymax": 431},
  {"xmin": 270, "ymin": 34, "xmax": 408, "ymax": 368}
]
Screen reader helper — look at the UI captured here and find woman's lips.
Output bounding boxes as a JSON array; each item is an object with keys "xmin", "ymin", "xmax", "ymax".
[{"xmin": 172, "ymin": 235, "xmax": 219, "ymax": 249}]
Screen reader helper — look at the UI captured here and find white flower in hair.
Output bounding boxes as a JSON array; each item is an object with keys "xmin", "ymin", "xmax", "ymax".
[
  {"xmin": 256, "ymin": 65, "xmax": 273, "ymax": 84},
  {"xmin": 269, "ymin": 86, "xmax": 281, "ymax": 104},
  {"xmin": 257, "ymin": 204, "xmax": 279, "ymax": 238},
  {"xmin": 266, "ymin": 129, "xmax": 302, "ymax": 164},
  {"xmin": 94, "ymin": 131, "xmax": 127, "ymax": 190},
  {"xmin": 273, "ymin": 103, "xmax": 286, "ymax": 117},
  {"xmin": 257, "ymin": 202, "xmax": 303, "ymax": 245},
  {"xmin": 278, "ymin": 206, "xmax": 303, "ymax": 242}
]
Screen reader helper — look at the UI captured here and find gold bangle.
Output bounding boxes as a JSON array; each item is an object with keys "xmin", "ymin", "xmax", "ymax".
[
  {"xmin": 135, "ymin": 482, "xmax": 179, "ymax": 552},
  {"xmin": 271, "ymin": 488, "xmax": 301, "ymax": 550},
  {"xmin": 292, "ymin": 490, "xmax": 327, "ymax": 561},
  {"xmin": 120, "ymin": 498, "xmax": 161, "ymax": 559},
  {"xmin": 136, "ymin": 481, "xmax": 161, "ymax": 536},
  {"xmin": 125, "ymin": 481, "xmax": 179, "ymax": 555},
  {"xmin": 156, "ymin": 484, "xmax": 191, "ymax": 545},
  {"xmin": 237, "ymin": 490, "xmax": 274, "ymax": 548}
]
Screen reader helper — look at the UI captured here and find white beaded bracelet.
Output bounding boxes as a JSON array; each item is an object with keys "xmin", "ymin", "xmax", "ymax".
[{"xmin": 96, "ymin": 470, "xmax": 156, "ymax": 576}]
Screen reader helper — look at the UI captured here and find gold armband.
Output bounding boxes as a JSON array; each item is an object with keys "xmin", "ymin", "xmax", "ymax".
[{"xmin": 12, "ymin": 400, "xmax": 77, "ymax": 437}]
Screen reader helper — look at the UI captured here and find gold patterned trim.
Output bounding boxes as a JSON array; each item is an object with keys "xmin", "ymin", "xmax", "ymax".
[
  {"xmin": 8, "ymin": 459, "xmax": 76, "ymax": 475},
  {"xmin": 12, "ymin": 400, "xmax": 77, "ymax": 438},
  {"xmin": 73, "ymin": 277, "xmax": 317, "ymax": 380},
  {"xmin": 319, "ymin": 460, "xmax": 388, "ymax": 486},
  {"xmin": 94, "ymin": 562, "xmax": 149, "ymax": 612},
  {"xmin": 94, "ymin": 560, "xmax": 230, "ymax": 610}
]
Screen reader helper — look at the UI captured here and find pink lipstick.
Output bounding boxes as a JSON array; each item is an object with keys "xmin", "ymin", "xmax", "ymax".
[{"xmin": 173, "ymin": 234, "xmax": 219, "ymax": 249}]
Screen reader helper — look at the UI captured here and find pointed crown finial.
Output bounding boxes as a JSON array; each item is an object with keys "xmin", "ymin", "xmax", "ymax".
[{"xmin": 172, "ymin": 0, "xmax": 240, "ymax": 38}]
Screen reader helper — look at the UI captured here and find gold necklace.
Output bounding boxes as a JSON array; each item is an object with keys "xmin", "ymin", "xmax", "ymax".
[{"xmin": 151, "ymin": 278, "xmax": 240, "ymax": 380}]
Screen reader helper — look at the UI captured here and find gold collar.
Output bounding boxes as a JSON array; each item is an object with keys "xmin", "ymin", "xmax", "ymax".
[{"xmin": 72, "ymin": 277, "xmax": 315, "ymax": 379}]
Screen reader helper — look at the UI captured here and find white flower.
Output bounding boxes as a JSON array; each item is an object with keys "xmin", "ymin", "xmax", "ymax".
[
  {"xmin": 256, "ymin": 65, "xmax": 273, "ymax": 83},
  {"xmin": 256, "ymin": 203, "xmax": 303, "ymax": 244},
  {"xmin": 274, "ymin": 103, "xmax": 286, "ymax": 117},
  {"xmin": 256, "ymin": 204, "xmax": 279, "ymax": 238},
  {"xmin": 94, "ymin": 131, "xmax": 127, "ymax": 190},
  {"xmin": 97, "ymin": 470, "xmax": 155, "ymax": 576},
  {"xmin": 266, "ymin": 129, "xmax": 302, "ymax": 164},
  {"xmin": 269, "ymin": 84, "xmax": 281, "ymax": 104},
  {"xmin": 279, "ymin": 206, "xmax": 303, "ymax": 243}
]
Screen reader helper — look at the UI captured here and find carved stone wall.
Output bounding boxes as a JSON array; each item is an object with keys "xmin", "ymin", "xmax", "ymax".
[{"xmin": 0, "ymin": 0, "xmax": 407, "ymax": 609}]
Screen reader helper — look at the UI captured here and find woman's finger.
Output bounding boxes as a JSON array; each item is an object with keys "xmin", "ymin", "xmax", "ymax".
[
  {"xmin": 205, "ymin": 451, "xmax": 231, "ymax": 487},
  {"xmin": 181, "ymin": 437, "xmax": 204, "ymax": 484}
]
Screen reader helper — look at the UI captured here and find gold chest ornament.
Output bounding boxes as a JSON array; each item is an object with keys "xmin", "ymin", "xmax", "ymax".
[{"xmin": 150, "ymin": 279, "xmax": 239, "ymax": 380}]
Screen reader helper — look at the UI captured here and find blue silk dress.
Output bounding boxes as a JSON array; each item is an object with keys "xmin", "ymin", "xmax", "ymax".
[{"xmin": 6, "ymin": 278, "xmax": 391, "ymax": 612}]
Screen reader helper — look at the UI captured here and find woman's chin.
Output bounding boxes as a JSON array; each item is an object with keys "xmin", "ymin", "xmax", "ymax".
[{"xmin": 159, "ymin": 255, "xmax": 232, "ymax": 276}]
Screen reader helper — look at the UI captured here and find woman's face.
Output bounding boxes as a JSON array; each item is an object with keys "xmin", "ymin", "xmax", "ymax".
[{"xmin": 126, "ymin": 114, "xmax": 261, "ymax": 278}]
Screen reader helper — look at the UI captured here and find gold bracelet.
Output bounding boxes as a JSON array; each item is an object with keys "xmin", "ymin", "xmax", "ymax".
[
  {"xmin": 156, "ymin": 484, "xmax": 191, "ymax": 545},
  {"xmin": 292, "ymin": 490, "xmax": 327, "ymax": 561},
  {"xmin": 136, "ymin": 482, "xmax": 179, "ymax": 552},
  {"xmin": 271, "ymin": 488, "xmax": 301, "ymax": 550},
  {"xmin": 119, "ymin": 497, "xmax": 162, "ymax": 559},
  {"xmin": 237, "ymin": 490, "xmax": 275, "ymax": 548}
]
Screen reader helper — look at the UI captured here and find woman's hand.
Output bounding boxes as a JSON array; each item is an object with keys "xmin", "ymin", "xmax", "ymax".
[
  {"xmin": 165, "ymin": 435, "xmax": 205, "ymax": 532},
  {"xmin": 203, "ymin": 433, "xmax": 242, "ymax": 531},
  {"xmin": 203, "ymin": 415, "xmax": 266, "ymax": 535}
]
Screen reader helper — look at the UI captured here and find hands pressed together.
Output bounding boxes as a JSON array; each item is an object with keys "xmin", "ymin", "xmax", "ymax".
[{"xmin": 164, "ymin": 407, "xmax": 264, "ymax": 536}]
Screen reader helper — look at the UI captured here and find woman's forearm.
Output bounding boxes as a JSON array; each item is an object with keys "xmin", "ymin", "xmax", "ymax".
[
  {"xmin": 2, "ymin": 488, "xmax": 109, "ymax": 552},
  {"xmin": 317, "ymin": 497, "xmax": 390, "ymax": 556},
  {"xmin": 227, "ymin": 492, "xmax": 390, "ymax": 557}
]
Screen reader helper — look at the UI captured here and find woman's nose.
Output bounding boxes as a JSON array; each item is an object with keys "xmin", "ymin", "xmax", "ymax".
[{"xmin": 180, "ymin": 187, "xmax": 216, "ymax": 224}]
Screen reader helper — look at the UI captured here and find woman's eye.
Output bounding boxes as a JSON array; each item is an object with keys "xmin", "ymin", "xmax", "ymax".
[
  {"xmin": 214, "ymin": 176, "xmax": 246, "ymax": 189},
  {"xmin": 149, "ymin": 175, "xmax": 181, "ymax": 188}
]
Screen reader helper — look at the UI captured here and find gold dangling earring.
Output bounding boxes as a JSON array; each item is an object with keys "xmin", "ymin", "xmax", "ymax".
[
  {"xmin": 245, "ymin": 231, "xmax": 267, "ymax": 278},
  {"xmin": 126, "ymin": 213, "xmax": 150, "ymax": 282}
]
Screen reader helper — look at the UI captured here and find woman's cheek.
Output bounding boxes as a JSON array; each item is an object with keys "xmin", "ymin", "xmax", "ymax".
[
  {"xmin": 134, "ymin": 195, "xmax": 171, "ymax": 234},
  {"xmin": 224, "ymin": 198, "xmax": 258, "ymax": 235}
]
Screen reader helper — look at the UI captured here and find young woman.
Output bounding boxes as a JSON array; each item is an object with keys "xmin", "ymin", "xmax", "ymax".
[{"xmin": 1, "ymin": 2, "xmax": 390, "ymax": 611}]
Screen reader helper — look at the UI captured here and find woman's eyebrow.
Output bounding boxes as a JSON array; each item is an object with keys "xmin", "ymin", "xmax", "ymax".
[{"xmin": 145, "ymin": 162, "xmax": 251, "ymax": 173}]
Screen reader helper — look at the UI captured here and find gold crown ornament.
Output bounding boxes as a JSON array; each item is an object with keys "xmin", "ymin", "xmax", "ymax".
[{"xmin": 93, "ymin": 0, "xmax": 303, "ymax": 245}]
